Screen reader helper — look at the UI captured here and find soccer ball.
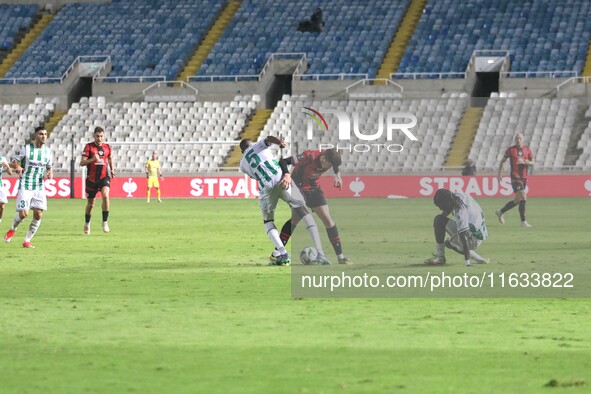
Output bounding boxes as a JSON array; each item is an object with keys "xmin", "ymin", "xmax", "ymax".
[{"xmin": 300, "ymin": 247, "xmax": 318, "ymax": 265}]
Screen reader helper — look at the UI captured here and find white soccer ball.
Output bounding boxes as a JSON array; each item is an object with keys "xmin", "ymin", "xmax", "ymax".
[{"xmin": 300, "ymin": 247, "xmax": 318, "ymax": 265}]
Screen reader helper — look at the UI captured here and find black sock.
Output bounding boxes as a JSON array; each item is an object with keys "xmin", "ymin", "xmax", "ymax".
[
  {"xmin": 326, "ymin": 225, "xmax": 343, "ymax": 255},
  {"xmin": 85, "ymin": 214, "xmax": 91, "ymax": 224},
  {"xmin": 280, "ymin": 219, "xmax": 292, "ymax": 246},
  {"xmin": 434, "ymin": 214, "xmax": 448, "ymax": 244},
  {"xmin": 102, "ymin": 211, "xmax": 109, "ymax": 222},
  {"xmin": 500, "ymin": 201, "xmax": 517, "ymax": 214},
  {"xmin": 519, "ymin": 201, "xmax": 526, "ymax": 222}
]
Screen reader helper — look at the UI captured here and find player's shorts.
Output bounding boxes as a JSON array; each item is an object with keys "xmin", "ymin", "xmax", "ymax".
[
  {"xmin": 147, "ymin": 176, "xmax": 160, "ymax": 188},
  {"xmin": 445, "ymin": 220, "xmax": 483, "ymax": 251},
  {"xmin": 15, "ymin": 189, "xmax": 47, "ymax": 211},
  {"xmin": 511, "ymin": 177, "xmax": 527, "ymax": 193},
  {"xmin": 0, "ymin": 187, "xmax": 7, "ymax": 204},
  {"xmin": 294, "ymin": 184, "xmax": 327, "ymax": 208},
  {"xmin": 86, "ymin": 177, "xmax": 111, "ymax": 199},
  {"xmin": 258, "ymin": 184, "xmax": 304, "ymax": 221}
]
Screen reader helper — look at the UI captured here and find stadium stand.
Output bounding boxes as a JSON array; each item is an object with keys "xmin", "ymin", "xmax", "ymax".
[
  {"xmin": 4, "ymin": 0, "xmax": 224, "ymax": 81},
  {"xmin": 398, "ymin": 0, "xmax": 591, "ymax": 76},
  {"xmin": 0, "ymin": 4, "xmax": 38, "ymax": 54},
  {"xmin": 0, "ymin": 97, "xmax": 57, "ymax": 159},
  {"xmin": 259, "ymin": 95, "xmax": 468, "ymax": 172},
  {"xmin": 198, "ymin": 0, "xmax": 409, "ymax": 78},
  {"xmin": 49, "ymin": 96, "xmax": 258, "ymax": 173},
  {"xmin": 469, "ymin": 97, "xmax": 578, "ymax": 171},
  {"xmin": 574, "ymin": 106, "xmax": 591, "ymax": 169}
]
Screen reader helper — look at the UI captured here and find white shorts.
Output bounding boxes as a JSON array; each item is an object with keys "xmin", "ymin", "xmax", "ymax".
[
  {"xmin": 259, "ymin": 184, "xmax": 304, "ymax": 221},
  {"xmin": 15, "ymin": 189, "xmax": 47, "ymax": 211},
  {"xmin": 445, "ymin": 220, "xmax": 483, "ymax": 251},
  {"xmin": 0, "ymin": 187, "xmax": 6, "ymax": 204}
]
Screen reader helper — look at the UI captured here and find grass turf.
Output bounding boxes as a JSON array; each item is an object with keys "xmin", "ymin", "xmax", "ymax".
[{"xmin": 0, "ymin": 198, "xmax": 589, "ymax": 393}]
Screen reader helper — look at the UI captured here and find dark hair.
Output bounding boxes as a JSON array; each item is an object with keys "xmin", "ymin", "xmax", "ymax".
[
  {"xmin": 240, "ymin": 139, "xmax": 253, "ymax": 153},
  {"xmin": 323, "ymin": 148, "xmax": 342, "ymax": 168},
  {"xmin": 94, "ymin": 126, "xmax": 104, "ymax": 134},
  {"xmin": 34, "ymin": 126, "xmax": 46, "ymax": 134},
  {"xmin": 433, "ymin": 188, "xmax": 466, "ymax": 212}
]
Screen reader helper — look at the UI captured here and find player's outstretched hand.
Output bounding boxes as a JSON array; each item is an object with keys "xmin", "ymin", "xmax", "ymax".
[{"xmin": 279, "ymin": 173, "xmax": 291, "ymax": 189}]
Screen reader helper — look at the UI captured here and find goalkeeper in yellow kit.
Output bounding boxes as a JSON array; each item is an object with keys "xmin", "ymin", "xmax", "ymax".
[{"xmin": 145, "ymin": 151, "xmax": 163, "ymax": 203}]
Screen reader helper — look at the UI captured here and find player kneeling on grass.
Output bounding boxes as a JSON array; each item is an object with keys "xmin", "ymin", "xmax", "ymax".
[{"xmin": 424, "ymin": 189, "xmax": 489, "ymax": 267}]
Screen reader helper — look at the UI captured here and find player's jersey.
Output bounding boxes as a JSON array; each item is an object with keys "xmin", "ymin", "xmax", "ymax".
[
  {"xmin": 0, "ymin": 155, "xmax": 7, "ymax": 181},
  {"xmin": 239, "ymin": 140, "xmax": 282, "ymax": 190},
  {"xmin": 291, "ymin": 150, "xmax": 331, "ymax": 191},
  {"xmin": 82, "ymin": 142, "xmax": 112, "ymax": 182},
  {"xmin": 453, "ymin": 192, "xmax": 488, "ymax": 241},
  {"xmin": 13, "ymin": 143, "xmax": 53, "ymax": 191},
  {"xmin": 504, "ymin": 145, "xmax": 533, "ymax": 179},
  {"xmin": 146, "ymin": 159, "xmax": 160, "ymax": 177}
]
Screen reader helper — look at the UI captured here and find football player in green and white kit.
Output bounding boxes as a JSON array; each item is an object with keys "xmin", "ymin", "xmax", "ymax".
[
  {"xmin": 0, "ymin": 152, "xmax": 14, "ymax": 224},
  {"xmin": 4, "ymin": 127, "xmax": 53, "ymax": 248},
  {"xmin": 424, "ymin": 188, "xmax": 489, "ymax": 267},
  {"xmin": 239, "ymin": 136, "xmax": 327, "ymax": 265}
]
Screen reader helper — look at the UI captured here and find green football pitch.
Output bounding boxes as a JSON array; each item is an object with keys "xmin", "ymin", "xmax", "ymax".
[{"xmin": 0, "ymin": 197, "xmax": 589, "ymax": 393}]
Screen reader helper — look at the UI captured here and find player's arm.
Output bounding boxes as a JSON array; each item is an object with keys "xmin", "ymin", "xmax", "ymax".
[
  {"xmin": 458, "ymin": 230, "xmax": 471, "ymax": 263},
  {"xmin": 80, "ymin": 148, "xmax": 98, "ymax": 166},
  {"xmin": 145, "ymin": 162, "xmax": 149, "ymax": 178},
  {"xmin": 278, "ymin": 157, "xmax": 292, "ymax": 189},
  {"xmin": 10, "ymin": 148, "xmax": 25, "ymax": 175},
  {"xmin": 497, "ymin": 155, "xmax": 508, "ymax": 182},
  {"xmin": 158, "ymin": 162, "xmax": 163, "ymax": 178},
  {"xmin": 525, "ymin": 149, "xmax": 535, "ymax": 166},
  {"xmin": 333, "ymin": 165, "xmax": 342, "ymax": 189},
  {"xmin": 1, "ymin": 160, "xmax": 12, "ymax": 175},
  {"xmin": 46, "ymin": 167, "xmax": 54, "ymax": 180},
  {"xmin": 264, "ymin": 136, "xmax": 286, "ymax": 149},
  {"xmin": 108, "ymin": 155, "xmax": 115, "ymax": 178}
]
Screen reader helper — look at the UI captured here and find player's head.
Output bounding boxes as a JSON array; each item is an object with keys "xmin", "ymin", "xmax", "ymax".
[
  {"xmin": 240, "ymin": 139, "xmax": 254, "ymax": 153},
  {"xmin": 433, "ymin": 188, "xmax": 465, "ymax": 212},
  {"xmin": 320, "ymin": 148, "xmax": 342, "ymax": 170},
  {"xmin": 151, "ymin": 151, "xmax": 158, "ymax": 160},
  {"xmin": 33, "ymin": 126, "xmax": 48, "ymax": 145},
  {"xmin": 93, "ymin": 126, "xmax": 105, "ymax": 145},
  {"xmin": 514, "ymin": 133, "xmax": 524, "ymax": 146}
]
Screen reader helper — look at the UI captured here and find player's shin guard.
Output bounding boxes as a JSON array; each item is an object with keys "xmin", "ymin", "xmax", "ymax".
[
  {"xmin": 279, "ymin": 219, "xmax": 292, "ymax": 246},
  {"xmin": 518, "ymin": 200, "xmax": 526, "ymax": 222},
  {"xmin": 500, "ymin": 200, "xmax": 517, "ymax": 213},
  {"xmin": 264, "ymin": 220, "xmax": 286, "ymax": 254},
  {"xmin": 433, "ymin": 214, "xmax": 448, "ymax": 244},
  {"xmin": 326, "ymin": 225, "xmax": 343, "ymax": 255},
  {"xmin": 24, "ymin": 219, "xmax": 40, "ymax": 243},
  {"xmin": 302, "ymin": 214, "xmax": 324, "ymax": 254},
  {"xmin": 12, "ymin": 212, "xmax": 22, "ymax": 231},
  {"xmin": 102, "ymin": 211, "xmax": 109, "ymax": 222}
]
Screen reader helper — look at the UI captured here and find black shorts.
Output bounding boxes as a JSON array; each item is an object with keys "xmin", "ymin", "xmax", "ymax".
[
  {"xmin": 511, "ymin": 178, "xmax": 527, "ymax": 193},
  {"xmin": 301, "ymin": 187, "xmax": 327, "ymax": 209},
  {"xmin": 86, "ymin": 177, "xmax": 111, "ymax": 199}
]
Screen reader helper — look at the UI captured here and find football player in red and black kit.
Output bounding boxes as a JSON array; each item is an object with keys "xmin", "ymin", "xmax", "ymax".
[
  {"xmin": 275, "ymin": 148, "xmax": 351, "ymax": 264},
  {"xmin": 496, "ymin": 133, "xmax": 535, "ymax": 227},
  {"xmin": 80, "ymin": 127, "xmax": 115, "ymax": 234}
]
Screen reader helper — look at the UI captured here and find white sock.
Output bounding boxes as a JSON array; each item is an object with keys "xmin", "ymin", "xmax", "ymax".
[
  {"xmin": 25, "ymin": 219, "xmax": 40, "ymax": 242},
  {"xmin": 302, "ymin": 214, "xmax": 324, "ymax": 254},
  {"xmin": 436, "ymin": 243, "xmax": 445, "ymax": 258},
  {"xmin": 264, "ymin": 222, "xmax": 286, "ymax": 254},
  {"xmin": 469, "ymin": 250, "xmax": 485, "ymax": 262},
  {"xmin": 12, "ymin": 212, "xmax": 22, "ymax": 231}
]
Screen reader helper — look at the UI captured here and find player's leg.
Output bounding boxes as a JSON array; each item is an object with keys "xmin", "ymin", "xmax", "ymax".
[
  {"xmin": 84, "ymin": 179, "xmax": 98, "ymax": 234},
  {"xmin": 496, "ymin": 179, "xmax": 521, "ymax": 224},
  {"xmin": 23, "ymin": 192, "xmax": 46, "ymax": 247},
  {"xmin": 155, "ymin": 178, "xmax": 161, "ymax": 202},
  {"xmin": 425, "ymin": 214, "xmax": 448, "ymax": 265},
  {"xmin": 312, "ymin": 204, "xmax": 350, "ymax": 264},
  {"xmin": 282, "ymin": 187, "xmax": 327, "ymax": 263},
  {"xmin": 0, "ymin": 189, "xmax": 6, "ymax": 223},
  {"xmin": 517, "ymin": 184, "xmax": 531, "ymax": 227},
  {"xmin": 101, "ymin": 185, "xmax": 111, "ymax": 233},
  {"xmin": 5, "ymin": 190, "xmax": 30, "ymax": 242},
  {"xmin": 262, "ymin": 188, "xmax": 289, "ymax": 265}
]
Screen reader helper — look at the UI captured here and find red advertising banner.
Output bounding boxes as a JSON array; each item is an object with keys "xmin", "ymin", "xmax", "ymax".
[{"xmin": 1, "ymin": 175, "xmax": 590, "ymax": 199}]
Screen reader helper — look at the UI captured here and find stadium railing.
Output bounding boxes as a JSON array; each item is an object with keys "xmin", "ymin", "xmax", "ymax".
[
  {"xmin": 501, "ymin": 71, "xmax": 578, "ymax": 79},
  {"xmin": 390, "ymin": 72, "xmax": 467, "ymax": 80},
  {"xmin": 555, "ymin": 76, "xmax": 591, "ymax": 92},
  {"xmin": 0, "ymin": 55, "xmax": 111, "ymax": 85}
]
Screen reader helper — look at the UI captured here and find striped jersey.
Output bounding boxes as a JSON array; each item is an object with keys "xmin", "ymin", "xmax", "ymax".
[
  {"xmin": 453, "ymin": 192, "xmax": 488, "ymax": 241},
  {"xmin": 0, "ymin": 155, "xmax": 7, "ymax": 181},
  {"xmin": 13, "ymin": 143, "xmax": 53, "ymax": 191},
  {"xmin": 239, "ymin": 140, "xmax": 282, "ymax": 190},
  {"xmin": 504, "ymin": 145, "xmax": 534, "ymax": 179}
]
